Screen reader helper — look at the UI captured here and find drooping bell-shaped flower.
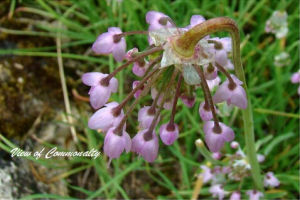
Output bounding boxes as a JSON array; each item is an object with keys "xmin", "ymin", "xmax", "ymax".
[
  {"xmin": 131, "ymin": 129, "xmax": 159, "ymax": 162},
  {"xmin": 199, "ymin": 102, "xmax": 214, "ymax": 121},
  {"xmin": 209, "ymin": 184, "xmax": 226, "ymax": 200},
  {"xmin": 213, "ymin": 75, "xmax": 247, "ymax": 109},
  {"xmin": 229, "ymin": 191, "xmax": 241, "ymax": 200},
  {"xmin": 207, "ymin": 76, "xmax": 221, "ymax": 91},
  {"xmin": 200, "ymin": 165, "xmax": 213, "ymax": 183},
  {"xmin": 204, "ymin": 63, "xmax": 218, "ymax": 80},
  {"xmin": 264, "ymin": 172, "xmax": 280, "ymax": 188},
  {"xmin": 203, "ymin": 121, "xmax": 235, "ymax": 152},
  {"xmin": 138, "ymin": 106, "xmax": 159, "ymax": 129},
  {"xmin": 88, "ymin": 102, "xmax": 124, "ymax": 132},
  {"xmin": 104, "ymin": 127, "xmax": 131, "ymax": 163},
  {"xmin": 180, "ymin": 94, "xmax": 196, "ymax": 108},
  {"xmin": 246, "ymin": 190, "xmax": 264, "ymax": 200},
  {"xmin": 132, "ymin": 60, "xmax": 149, "ymax": 77},
  {"xmin": 92, "ymin": 27, "xmax": 126, "ymax": 62},
  {"xmin": 146, "ymin": 11, "xmax": 173, "ymax": 31},
  {"xmin": 159, "ymin": 123, "xmax": 179, "ymax": 145},
  {"xmin": 82, "ymin": 72, "xmax": 118, "ymax": 109},
  {"xmin": 132, "ymin": 81, "xmax": 144, "ymax": 99}
]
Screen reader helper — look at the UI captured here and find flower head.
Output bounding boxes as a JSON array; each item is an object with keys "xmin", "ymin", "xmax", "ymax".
[
  {"xmin": 82, "ymin": 72, "xmax": 118, "ymax": 109},
  {"xmin": 92, "ymin": 27, "xmax": 126, "ymax": 61},
  {"xmin": 265, "ymin": 11, "xmax": 288, "ymax": 38},
  {"xmin": 199, "ymin": 165, "xmax": 213, "ymax": 183}
]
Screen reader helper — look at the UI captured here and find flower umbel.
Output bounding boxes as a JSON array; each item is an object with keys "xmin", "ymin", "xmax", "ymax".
[{"xmin": 82, "ymin": 11, "xmax": 249, "ymax": 164}]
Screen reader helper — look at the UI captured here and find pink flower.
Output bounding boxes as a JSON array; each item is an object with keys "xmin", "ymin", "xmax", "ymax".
[
  {"xmin": 203, "ymin": 121, "xmax": 235, "ymax": 152},
  {"xmin": 257, "ymin": 154, "xmax": 265, "ymax": 163},
  {"xmin": 138, "ymin": 106, "xmax": 159, "ymax": 129},
  {"xmin": 200, "ymin": 165, "xmax": 213, "ymax": 183},
  {"xmin": 199, "ymin": 102, "xmax": 214, "ymax": 121},
  {"xmin": 246, "ymin": 190, "xmax": 263, "ymax": 200},
  {"xmin": 230, "ymin": 141, "xmax": 239, "ymax": 149},
  {"xmin": 132, "ymin": 81, "xmax": 144, "ymax": 99},
  {"xmin": 264, "ymin": 172, "xmax": 280, "ymax": 188},
  {"xmin": 159, "ymin": 123, "xmax": 179, "ymax": 145},
  {"xmin": 185, "ymin": 15, "xmax": 206, "ymax": 30},
  {"xmin": 131, "ymin": 129, "xmax": 159, "ymax": 162},
  {"xmin": 212, "ymin": 152, "xmax": 222, "ymax": 160},
  {"xmin": 291, "ymin": 72, "xmax": 300, "ymax": 83},
  {"xmin": 82, "ymin": 72, "xmax": 118, "ymax": 109},
  {"xmin": 92, "ymin": 27, "xmax": 126, "ymax": 62},
  {"xmin": 104, "ymin": 127, "xmax": 131, "ymax": 163},
  {"xmin": 230, "ymin": 191, "xmax": 241, "ymax": 200},
  {"xmin": 207, "ymin": 76, "xmax": 221, "ymax": 91},
  {"xmin": 211, "ymin": 37, "xmax": 234, "ymax": 70},
  {"xmin": 213, "ymin": 75, "xmax": 247, "ymax": 109},
  {"xmin": 88, "ymin": 102, "xmax": 124, "ymax": 132},
  {"xmin": 204, "ymin": 64, "xmax": 218, "ymax": 80},
  {"xmin": 146, "ymin": 11, "xmax": 173, "ymax": 31},
  {"xmin": 132, "ymin": 60, "xmax": 149, "ymax": 77},
  {"xmin": 125, "ymin": 47, "xmax": 138, "ymax": 60},
  {"xmin": 180, "ymin": 94, "xmax": 196, "ymax": 108},
  {"xmin": 209, "ymin": 184, "xmax": 226, "ymax": 200}
]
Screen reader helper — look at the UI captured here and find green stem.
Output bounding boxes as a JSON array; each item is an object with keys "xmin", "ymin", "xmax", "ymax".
[{"xmin": 172, "ymin": 17, "xmax": 263, "ymax": 190}]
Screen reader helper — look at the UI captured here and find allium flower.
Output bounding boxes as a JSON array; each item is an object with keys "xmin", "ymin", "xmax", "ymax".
[
  {"xmin": 82, "ymin": 72, "xmax": 118, "ymax": 109},
  {"xmin": 209, "ymin": 184, "xmax": 226, "ymax": 200},
  {"xmin": 199, "ymin": 102, "xmax": 214, "ymax": 121},
  {"xmin": 88, "ymin": 102, "xmax": 123, "ymax": 132},
  {"xmin": 246, "ymin": 190, "xmax": 264, "ymax": 200},
  {"xmin": 92, "ymin": 27, "xmax": 126, "ymax": 61},
  {"xmin": 146, "ymin": 11, "xmax": 173, "ymax": 31},
  {"xmin": 104, "ymin": 127, "xmax": 131, "ymax": 163},
  {"xmin": 203, "ymin": 121, "xmax": 235, "ymax": 152},
  {"xmin": 159, "ymin": 122, "xmax": 179, "ymax": 145},
  {"xmin": 83, "ymin": 11, "xmax": 249, "ymax": 163},
  {"xmin": 131, "ymin": 129, "xmax": 159, "ymax": 162},
  {"xmin": 132, "ymin": 81, "xmax": 143, "ymax": 98},
  {"xmin": 199, "ymin": 165, "xmax": 213, "ymax": 183},
  {"xmin": 180, "ymin": 94, "xmax": 196, "ymax": 108},
  {"xmin": 213, "ymin": 75, "xmax": 247, "ymax": 109},
  {"xmin": 264, "ymin": 172, "xmax": 280, "ymax": 188},
  {"xmin": 229, "ymin": 191, "xmax": 241, "ymax": 200},
  {"xmin": 138, "ymin": 106, "xmax": 158, "ymax": 129},
  {"xmin": 265, "ymin": 11, "xmax": 288, "ymax": 39}
]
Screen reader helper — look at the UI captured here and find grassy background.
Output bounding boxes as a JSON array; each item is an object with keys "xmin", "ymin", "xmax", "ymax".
[{"xmin": 0, "ymin": 0, "xmax": 299, "ymax": 199}]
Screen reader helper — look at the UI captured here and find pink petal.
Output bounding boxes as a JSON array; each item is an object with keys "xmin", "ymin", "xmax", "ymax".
[
  {"xmin": 190, "ymin": 15, "xmax": 206, "ymax": 27},
  {"xmin": 89, "ymin": 85, "xmax": 111, "ymax": 109},
  {"xmin": 92, "ymin": 32, "xmax": 114, "ymax": 54},
  {"xmin": 112, "ymin": 38, "xmax": 126, "ymax": 62},
  {"xmin": 82, "ymin": 72, "xmax": 105, "ymax": 86}
]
